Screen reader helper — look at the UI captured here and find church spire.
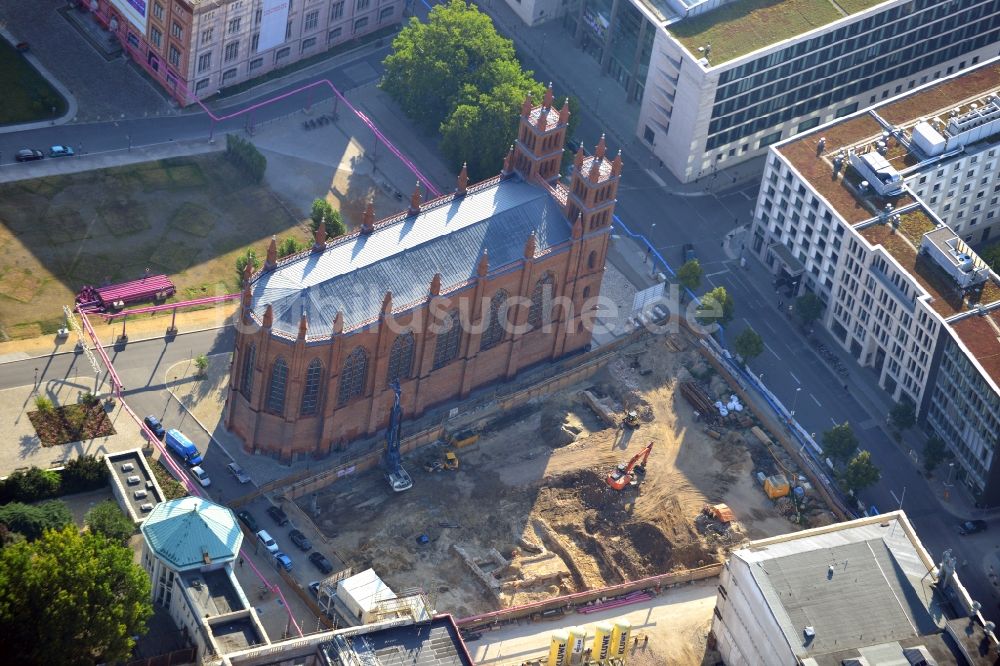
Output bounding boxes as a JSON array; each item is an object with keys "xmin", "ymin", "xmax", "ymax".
[
  {"xmin": 408, "ymin": 182, "xmax": 422, "ymax": 216},
  {"xmin": 456, "ymin": 163, "xmax": 468, "ymax": 196}
]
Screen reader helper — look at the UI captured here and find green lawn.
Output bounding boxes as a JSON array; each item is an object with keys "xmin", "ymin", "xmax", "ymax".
[
  {"xmin": 669, "ymin": 0, "xmax": 884, "ymax": 66},
  {"xmin": 0, "ymin": 37, "xmax": 68, "ymax": 125}
]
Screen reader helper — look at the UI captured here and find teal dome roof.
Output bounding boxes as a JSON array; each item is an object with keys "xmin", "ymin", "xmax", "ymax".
[{"xmin": 141, "ymin": 496, "xmax": 242, "ymax": 571}]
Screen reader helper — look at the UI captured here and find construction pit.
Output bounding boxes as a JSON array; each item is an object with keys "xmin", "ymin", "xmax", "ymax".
[{"xmin": 300, "ymin": 332, "xmax": 837, "ymax": 617}]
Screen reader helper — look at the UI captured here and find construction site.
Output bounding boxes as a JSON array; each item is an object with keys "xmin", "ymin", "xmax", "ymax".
[{"xmin": 298, "ymin": 330, "xmax": 837, "ymax": 618}]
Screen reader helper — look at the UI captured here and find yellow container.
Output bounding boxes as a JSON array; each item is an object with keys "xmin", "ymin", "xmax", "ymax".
[
  {"xmin": 592, "ymin": 622, "xmax": 614, "ymax": 661},
  {"xmin": 547, "ymin": 630, "xmax": 569, "ymax": 666},
  {"xmin": 611, "ymin": 619, "xmax": 632, "ymax": 658},
  {"xmin": 567, "ymin": 626, "xmax": 586, "ymax": 664}
]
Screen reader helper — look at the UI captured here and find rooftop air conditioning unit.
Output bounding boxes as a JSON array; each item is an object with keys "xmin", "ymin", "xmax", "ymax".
[
  {"xmin": 134, "ymin": 490, "xmax": 148, "ymax": 499},
  {"xmin": 126, "ymin": 475, "xmax": 141, "ymax": 485},
  {"xmin": 121, "ymin": 463, "xmax": 135, "ymax": 472},
  {"xmin": 140, "ymin": 503, "xmax": 154, "ymax": 512}
]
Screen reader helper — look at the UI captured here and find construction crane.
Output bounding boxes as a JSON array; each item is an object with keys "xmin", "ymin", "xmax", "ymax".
[
  {"xmin": 383, "ymin": 381, "xmax": 413, "ymax": 493},
  {"xmin": 605, "ymin": 441, "xmax": 654, "ymax": 490}
]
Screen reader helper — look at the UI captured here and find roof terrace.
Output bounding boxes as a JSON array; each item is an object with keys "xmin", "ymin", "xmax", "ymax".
[{"xmin": 668, "ymin": 0, "xmax": 885, "ymax": 66}]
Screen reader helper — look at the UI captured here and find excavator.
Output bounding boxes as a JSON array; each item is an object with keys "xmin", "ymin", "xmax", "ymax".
[
  {"xmin": 383, "ymin": 380, "xmax": 413, "ymax": 493},
  {"xmin": 605, "ymin": 441, "xmax": 654, "ymax": 490}
]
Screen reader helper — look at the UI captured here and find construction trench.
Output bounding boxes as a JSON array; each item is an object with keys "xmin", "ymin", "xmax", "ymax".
[{"xmin": 293, "ymin": 330, "xmax": 837, "ymax": 618}]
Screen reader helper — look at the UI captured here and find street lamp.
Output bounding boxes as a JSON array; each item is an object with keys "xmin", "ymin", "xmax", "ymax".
[
  {"xmin": 945, "ymin": 462, "xmax": 955, "ymax": 487},
  {"xmin": 790, "ymin": 387, "xmax": 802, "ymax": 418}
]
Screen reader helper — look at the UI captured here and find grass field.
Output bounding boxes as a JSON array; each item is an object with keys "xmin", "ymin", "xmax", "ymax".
[
  {"xmin": 0, "ymin": 37, "xmax": 68, "ymax": 125},
  {"xmin": 0, "ymin": 154, "xmax": 306, "ymax": 340}
]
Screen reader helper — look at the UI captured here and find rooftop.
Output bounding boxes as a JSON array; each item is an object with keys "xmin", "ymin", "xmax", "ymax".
[
  {"xmin": 319, "ymin": 616, "xmax": 474, "ymax": 666},
  {"xmin": 734, "ymin": 513, "xmax": 953, "ymax": 661},
  {"xmin": 182, "ymin": 569, "xmax": 245, "ymax": 617},
  {"xmin": 105, "ymin": 450, "xmax": 164, "ymax": 522},
  {"xmin": 141, "ymin": 496, "xmax": 243, "ymax": 571},
  {"xmin": 668, "ymin": 0, "xmax": 886, "ymax": 66},
  {"xmin": 250, "ymin": 175, "xmax": 575, "ymax": 338},
  {"xmin": 210, "ymin": 617, "xmax": 265, "ymax": 653},
  {"xmin": 950, "ymin": 307, "xmax": 1000, "ymax": 387}
]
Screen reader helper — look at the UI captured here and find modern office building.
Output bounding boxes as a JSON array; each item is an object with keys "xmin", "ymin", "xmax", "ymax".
[
  {"xmin": 711, "ymin": 511, "xmax": 999, "ymax": 665},
  {"xmin": 89, "ymin": 0, "xmax": 402, "ymax": 106},
  {"xmin": 538, "ymin": 0, "xmax": 1000, "ymax": 182},
  {"xmin": 749, "ymin": 58, "xmax": 1000, "ymax": 504}
]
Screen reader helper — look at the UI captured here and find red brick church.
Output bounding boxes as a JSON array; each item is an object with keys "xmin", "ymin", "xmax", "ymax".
[{"xmin": 225, "ymin": 86, "xmax": 623, "ymax": 461}]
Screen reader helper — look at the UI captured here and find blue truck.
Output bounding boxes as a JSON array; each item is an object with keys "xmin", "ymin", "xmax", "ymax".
[{"xmin": 165, "ymin": 429, "xmax": 203, "ymax": 466}]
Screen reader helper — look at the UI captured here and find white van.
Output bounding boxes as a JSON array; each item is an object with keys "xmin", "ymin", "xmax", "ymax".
[{"xmin": 257, "ymin": 529, "xmax": 279, "ymax": 554}]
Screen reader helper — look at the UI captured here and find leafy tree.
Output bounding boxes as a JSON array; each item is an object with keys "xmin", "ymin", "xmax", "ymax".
[
  {"xmin": 733, "ymin": 327, "xmax": 764, "ymax": 366},
  {"xmin": 235, "ymin": 248, "xmax": 260, "ymax": 284},
  {"xmin": 0, "ymin": 468, "xmax": 61, "ymax": 503},
  {"xmin": 382, "ymin": 0, "xmax": 518, "ymax": 132},
  {"xmin": 309, "ymin": 199, "xmax": 346, "ymax": 238},
  {"xmin": 61, "ymin": 455, "xmax": 108, "ymax": 495},
  {"xmin": 278, "ymin": 236, "xmax": 305, "ymax": 258},
  {"xmin": 822, "ymin": 422, "xmax": 859, "ymax": 463},
  {"xmin": 923, "ymin": 435, "xmax": 948, "ymax": 473},
  {"xmin": 842, "ymin": 450, "xmax": 881, "ymax": 493},
  {"xmin": 980, "ymin": 241, "xmax": 1000, "ymax": 273},
  {"xmin": 889, "ymin": 400, "xmax": 916, "ymax": 431},
  {"xmin": 695, "ymin": 286, "xmax": 735, "ymax": 325},
  {"xmin": 224, "ymin": 134, "xmax": 266, "ymax": 183},
  {"xmin": 0, "ymin": 501, "xmax": 72, "ymax": 541},
  {"xmin": 440, "ymin": 60, "xmax": 545, "ymax": 180},
  {"xmin": 194, "ymin": 353, "xmax": 209, "ymax": 377},
  {"xmin": 794, "ymin": 293, "xmax": 825, "ymax": 325},
  {"xmin": 677, "ymin": 259, "xmax": 703, "ymax": 291},
  {"xmin": 85, "ymin": 501, "xmax": 135, "ymax": 547},
  {"xmin": 0, "ymin": 526, "xmax": 152, "ymax": 665}
]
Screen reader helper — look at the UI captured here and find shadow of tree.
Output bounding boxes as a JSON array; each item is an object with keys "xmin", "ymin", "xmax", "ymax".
[{"xmin": 19, "ymin": 433, "xmax": 41, "ymax": 458}]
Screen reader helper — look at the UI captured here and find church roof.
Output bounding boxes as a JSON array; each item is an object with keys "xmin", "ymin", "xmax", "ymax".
[
  {"xmin": 250, "ymin": 175, "xmax": 573, "ymax": 338},
  {"xmin": 140, "ymin": 497, "xmax": 243, "ymax": 571}
]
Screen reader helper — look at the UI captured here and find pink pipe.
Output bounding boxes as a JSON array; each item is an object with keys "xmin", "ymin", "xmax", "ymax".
[
  {"xmin": 76, "ymin": 311, "xmax": 305, "ymax": 637},
  {"xmin": 101, "ymin": 293, "xmax": 240, "ymax": 320}
]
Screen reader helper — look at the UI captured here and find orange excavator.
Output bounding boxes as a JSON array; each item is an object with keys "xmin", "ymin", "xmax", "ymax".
[{"xmin": 606, "ymin": 441, "xmax": 654, "ymax": 490}]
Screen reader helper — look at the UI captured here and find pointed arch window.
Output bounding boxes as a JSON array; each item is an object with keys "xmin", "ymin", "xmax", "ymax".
[
  {"xmin": 338, "ymin": 347, "xmax": 368, "ymax": 406},
  {"xmin": 300, "ymin": 359, "xmax": 323, "ymax": 417},
  {"xmin": 386, "ymin": 332, "xmax": 414, "ymax": 385},
  {"xmin": 239, "ymin": 343, "xmax": 256, "ymax": 398},
  {"xmin": 432, "ymin": 310, "xmax": 461, "ymax": 370},
  {"xmin": 266, "ymin": 357, "xmax": 288, "ymax": 414},
  {"xmin": 528, "ymin": 273, "xmax": 555, "ymax": 330},
  {"xmin": 479, "ymin": 289, "xmax": 509, "ymax": 351}
]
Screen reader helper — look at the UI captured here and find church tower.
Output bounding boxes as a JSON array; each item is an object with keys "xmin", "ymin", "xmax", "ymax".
[
  {"xmin": 511, "ymin": 83, "xmax": 570, "ymax": 184},
  {"xmin": 565, "ymin": 135, "xmax": 622, "ymax": 234}
]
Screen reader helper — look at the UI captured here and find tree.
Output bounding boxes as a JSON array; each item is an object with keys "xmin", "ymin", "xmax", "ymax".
[
  {"xmin": 889, "ymin": 400, "xmax": 916, "ymax": 431},
  {"xmin": 0, "ymin": 501, "xmax": 72, "ymax": 541},
  {"xmin": 85, "ymin": 501, "xmax": 135, "ymax": 547},
  {"xmin": 822, "ymin": 422, "xmax": 859, "ymax": 463},
  {"xmin": 0, "ymin": 526, "xmax": 152, "ymax": 665},
  {"xmin": 235, "ymin": 248, "xmax": 260, "ymax": 284},
  {"xmin": 440, "ymin": 61, "xmax": 545, "ymax": 180},
  {"xmin": 794, "ymin": 293, "xmax": 824, "ymax": 325},
  {"xmin": 980, "ymin": 241, "xmax": 1000, "ymax": 273},
  {"xmin": 194, "ymin": 353, "xmax": 209, "ymax": 378},
  {"xmin": 923, "ymin": 434, "xmax": 948, "ymax": 474},
  {"xmin": 61, "ymin": 455, "xmax": 108, "ymax": 495},
  {"xmin": 733, "ymin": 327, "xmax": 764, "ymax": 366},
  {"xmin": 309, "ymin": 199, "xmax": 346, "ymax": 239},
  {"xmin": 842, "ymin": 450, "xmax": 881, "ymax": 493},
  {"xmin": 382, "ymin": 0, "xmax": 518, "ymax": 132},
  {"xmin": 278, "ymin": 236, "xmax": 305, "ymax": 258},
  {"xmin": 677, "ymin": 259, "xmax": 703, "ymax": 291},
  {"xmin": 0, "ymin": 468, "xmax": 61, "ymax": 503},
  {"xmin": 696, "ymin": 286, "xmax": 735, "ymax": 325}
]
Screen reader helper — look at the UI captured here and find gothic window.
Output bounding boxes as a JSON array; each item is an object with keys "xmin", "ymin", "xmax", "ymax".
[
  {"xmin": 266, "ymin": 357, "xmax": 288, "ymax": 414},
  {"xmin": 479, "ymin": 289, "xmax": 509, "ymax": 351},
  {"xmin": 528, "ymin": 273, "xmax": 555, "ymax": 330},
  {"xmin": 240, "ymin": 343, "xmax": 256, "ymax": 398},
  {"xmin": 587, "ymin": 250, "xmax": 597, "ymax": 269},
  {"xmin": 386, "ymin": 332, "xmax": 414, "ymax": 385},
  {"xmin": 300, "ymin": 359, "xmax": 323, "ymax": 417},
  {"xmin": 338, "ymin": 347, "xmax": 368, "ymax": 406},
  {"xmin": 433, "ymin": 310, "xmax": 461, "ymax": 369}
]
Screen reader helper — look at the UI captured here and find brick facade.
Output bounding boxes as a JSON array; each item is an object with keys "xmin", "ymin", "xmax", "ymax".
[{"xmin": 224, "ymin": 92, "xmax": 622, "ymax": 461}]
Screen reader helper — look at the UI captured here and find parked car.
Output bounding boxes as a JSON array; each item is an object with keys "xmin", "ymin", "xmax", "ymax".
[
  {"xmin": 289, "ymin": 529, "xmax": 312, "ymax": 551},
  {"xmin": 15, "ymin": 149, "xmax": 43, "ymax": 162},
  {"xmin": 958, "ymin": 519, "xmax": 988, "ymax": 535},
  {"xmin": 49, "ymin": 145, "xmax": 74, "ymax": 158},
  {"xmin": 681, "ymin": 243, "xmax": 697, "ymax": 263},
  {"xmin": 256, "ymin": 529, "xmax": 279, "ymax": 554},
  {"xmin": 308, "ymin": 581, "xmax": 320, "ymax": 598},
  {"xmin": 309, "ymin": 551, "xmax": 334, "ymax": 574},
  {"xmin": 236, "ymin": 510, "xmax": 258, "ymax": 532},
  {"xmin": 274, "ymin": 552, "xmax": 293, "ymax": 572},
  {"xmin": 267, "ymin": 504, "xmax": 289, "ymax": 526},
  {"xmin": 227, "ymin": 461, "xmax": 251, "ymax": 484},
  {"xmin": 190, "ymin": 466, "xmax": 211, "ymax": 487},
  {"xmin": 143, "ymin": 415, "xmax": 165, "ymax": 439}
]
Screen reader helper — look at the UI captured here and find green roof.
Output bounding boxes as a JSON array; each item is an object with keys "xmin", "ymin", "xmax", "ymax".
[
  {"xmin": 668, "ymin": 0, "xmax": 888, "ymax": 66},
  {"xmin": 141, "ymin": 497, "xmax": 242, "ymax": 571}
]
